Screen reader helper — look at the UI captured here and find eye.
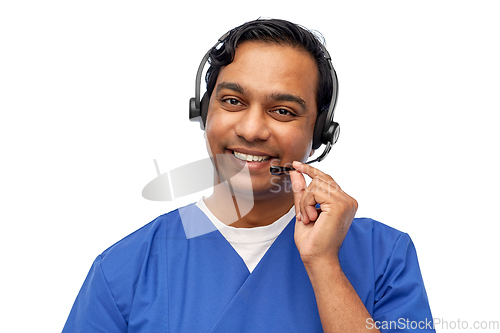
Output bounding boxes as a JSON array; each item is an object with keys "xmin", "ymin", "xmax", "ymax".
[
  {"xmin": 273, "ymin": 109, "xmax": 292, "ymax": 116},
  {"xmin": 270, "ymin": 108, "xmax": 297, "ymax": 119},
  {"xmin": 222, "ymin": 98, "xmax": 243, "ymax": 106}
]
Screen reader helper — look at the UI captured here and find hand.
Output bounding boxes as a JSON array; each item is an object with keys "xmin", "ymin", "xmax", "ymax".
[{"xmin": 290, "ymin": 161, "xmax": 358, "ymax": 267}]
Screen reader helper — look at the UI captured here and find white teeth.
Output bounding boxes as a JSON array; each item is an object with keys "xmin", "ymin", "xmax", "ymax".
[{"xmin": 233, "ymin": 151, "xmax": 270, "ymax": 162}]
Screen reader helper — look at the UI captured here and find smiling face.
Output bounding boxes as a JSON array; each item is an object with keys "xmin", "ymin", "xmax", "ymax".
[{"xmin": 205, "ymin": 40, "xmax": 319, "ymax": 199}]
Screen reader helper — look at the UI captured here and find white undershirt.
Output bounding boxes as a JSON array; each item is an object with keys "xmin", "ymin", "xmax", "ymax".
[{"xmin": 196, "ymin": 198, "xmax": 295, "ymax": 273}]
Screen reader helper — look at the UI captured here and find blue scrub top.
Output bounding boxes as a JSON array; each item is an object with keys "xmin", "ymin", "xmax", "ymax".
[{"xmin": 63, "ymin": 203, "xmax": 435, "ymax": 332}]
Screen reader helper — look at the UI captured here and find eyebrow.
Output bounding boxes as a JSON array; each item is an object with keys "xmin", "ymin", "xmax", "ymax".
[
  {"xmin": 216, "ymin": 82, "xmax": 245, "ymax": 94},
  {"xmin": 268, "ymin": 92, "xmax": 306, "ymax": 110}
]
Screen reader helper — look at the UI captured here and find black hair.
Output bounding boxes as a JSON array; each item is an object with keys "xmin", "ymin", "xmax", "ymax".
[{"xmin": 205, "ymin": 18, "xmax": 333, "ymax": 114}]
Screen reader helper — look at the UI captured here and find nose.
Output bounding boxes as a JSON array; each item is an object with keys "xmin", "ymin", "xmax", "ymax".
[{"xmin": 233, "ymin": 106, "xmax": 271, "ymax": 142}]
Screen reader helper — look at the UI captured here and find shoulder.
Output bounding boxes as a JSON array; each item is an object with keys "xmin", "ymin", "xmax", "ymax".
[
  {"xmin": 102, "ymin": 209, "xmax": 179, "ymax": 256},
  {"xmin": 66, "ymin": 206, "xmax": 197, "ymax": 327},
  {"xmin": 345, "ymin": 217, "xmax": 409, "ymax": 249},
  {"xmin": 346, "ymin": 219, "xmax": 434, "ymax": 321},
  {"xmin": 97, "ymin": 204, "xmax": 199, "ymax": 279},
  {"xmin": 344, "ymin": 217, "xmax": 415, "ymax": 274},
  {"xmin": 339, "ymin": 217, "xmax": 415, "ymax": 288},
  {"xmin": 349, "ymin": 217, "xmax": 405, "ymax": 237},
  {"xmin": 83, "ymin": 204, "xmax": 198, "ymax": 319},
  {"xmin": 340, "ymin": 218, "xmax": 431, "ymax": 316}
]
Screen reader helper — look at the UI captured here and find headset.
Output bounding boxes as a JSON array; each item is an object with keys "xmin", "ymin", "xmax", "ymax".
[{"xmin": 189, "ymin": 30, "xmax": 340, "ymax": 164}]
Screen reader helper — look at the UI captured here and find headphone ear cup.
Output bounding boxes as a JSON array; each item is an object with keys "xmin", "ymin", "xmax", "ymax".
[
  {"xmin": 312, "ymin": 111, "xmax": 328, "ymax": 149},
  {"xmin": 189, "ymin": 97, "xmax": 200, "ymax": 120},
  {"xmin": 200, "ymin": 92, "xmax": 209, "ymax": 130},
  {"xmin": 323, "ymin": 121, "xmax": 340, "ymax": 145}
]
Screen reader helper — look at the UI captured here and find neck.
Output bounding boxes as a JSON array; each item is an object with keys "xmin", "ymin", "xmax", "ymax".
[{"xmin": 204, "ymin": 179, "xmax": 294, "ymax": 228}]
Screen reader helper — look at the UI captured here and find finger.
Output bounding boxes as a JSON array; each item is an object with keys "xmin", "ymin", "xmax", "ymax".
[
  {"xmin": 292, "ymin": 161, "xmax": 332, "ymax": 182},
  {"xmin": 289, "ymin": 169, "xmax": 306, "ymax": 221},
  {"xmin": 291, "ymin": 172, "xmax": 324, "ymax": 224},
  {"xmin": 295, "ymin": 162, "xmax": 344, "ymax": 197},
  {"xmin": 291, "ymin": 162, "xmax": 327, "ymax": 223},
  {"xmin": 301, "ymin": 192, "xmax": 319, "ymax": 223},
  {"xmin": 300, "ymin": 177, "xmax": 337, "ymax": 222},
  {"xmin": 298, "ymin": 178, "xmax": 327, "ymax": 223}
]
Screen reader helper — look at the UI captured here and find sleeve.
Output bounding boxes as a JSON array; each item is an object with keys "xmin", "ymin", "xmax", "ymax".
[
  {"xmin": 62, "ymin": 256, "xmax": 127, "ymax": 333},
  {"xmin": 372, "ymin": 233, "xmax": 435, "ymax": 332}
]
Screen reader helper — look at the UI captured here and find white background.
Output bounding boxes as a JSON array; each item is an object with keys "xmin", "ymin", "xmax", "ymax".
[{"xmin": 1, "ymin": 1, "xmax": 499, "ymax": 332}]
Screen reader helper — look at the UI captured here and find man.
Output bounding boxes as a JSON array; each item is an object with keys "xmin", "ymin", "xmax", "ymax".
[{"xmin": 63, "ymin": 19, "xmax": 434, "ymax": 332}]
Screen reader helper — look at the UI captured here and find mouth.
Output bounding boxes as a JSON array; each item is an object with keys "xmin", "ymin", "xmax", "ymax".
[{"xmin": 230, "ymin": 149, "xmax": 274, "ymax": 163}]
